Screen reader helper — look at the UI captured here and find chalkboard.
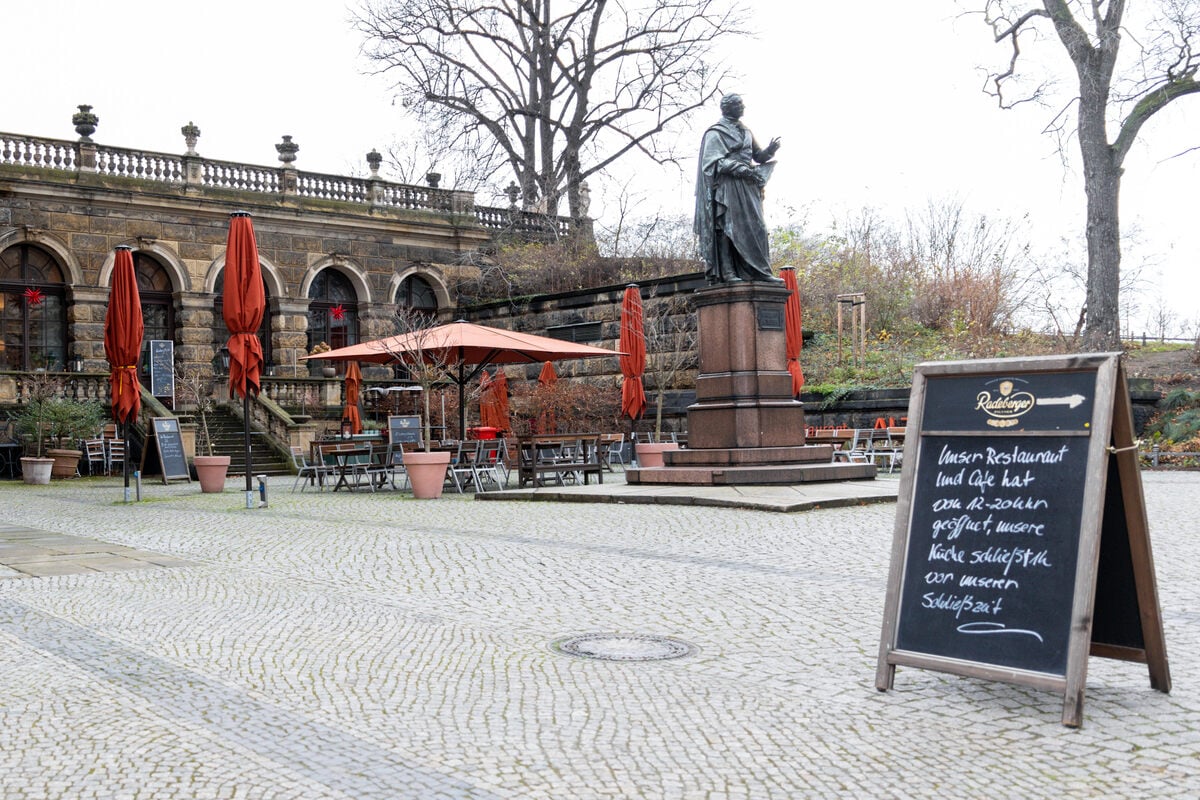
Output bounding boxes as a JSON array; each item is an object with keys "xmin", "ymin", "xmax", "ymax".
[
  {"xmin": 149, "ymin": 340, "xmax": 174, "ymax": 400},
  {"xmin": 142, "ymin": 417, "xmax": 190, "ymax": 484},
  {"xmin": 388, "ymin": 415, "xmax": 423, "ymax": 446},
  {"xmin": 876, "ymin": 353, "xmax": 1169, "ymax": 727}
]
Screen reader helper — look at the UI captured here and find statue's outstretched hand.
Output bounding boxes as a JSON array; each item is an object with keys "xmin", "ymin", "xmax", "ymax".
[{"xmin": 763, "ymin": 137, "xmax": 782, "ymax": 160}]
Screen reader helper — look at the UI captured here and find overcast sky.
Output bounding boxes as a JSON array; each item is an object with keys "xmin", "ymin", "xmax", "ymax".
[{"xmin": 4, "ymin": 1, "xmax": 1196, "ymax": 335}]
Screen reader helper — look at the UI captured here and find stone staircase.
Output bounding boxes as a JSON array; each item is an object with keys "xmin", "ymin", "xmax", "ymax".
[{"xmin": 199, "ymin": 406, "xmax": 292, "ymax": 476}]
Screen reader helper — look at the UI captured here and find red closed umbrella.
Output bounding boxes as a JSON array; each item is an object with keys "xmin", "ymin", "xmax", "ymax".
[
  {"xmin": 781, "ymin": 266, "xmax": 805, "ymax": 397},
  {"xmin": 478, "ymin": 370, "xmax": 495, "ymax": 429},
  {"xmin": 104, "ymin": 245, "xmax": 143, "ymax": 496},
  {"xmin": 222, "ymin": 211, "xmax": 266, "ymax": 504},
  {"xmin": 342, "ymin": 361, "xmax": 363, "ymax": 435},
  {"xmin": 537, "ymin": 361, "xmax": 557, "ymax": 434},
  {"xmin": 492, "ymin": 370, "xmax": 510, "ymax": 434},
  {"xmin": 619, "ymin": 284, "xmax": 646, "ymax": 419}
]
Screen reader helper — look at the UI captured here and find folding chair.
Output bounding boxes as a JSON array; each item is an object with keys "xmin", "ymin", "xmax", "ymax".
[
  {"xmin": 445, "ymin": 440, "xmax": 477, "ymax": 493},
  {"xmin": 601, "ymin": 433, "xmax": 627, "ymax": 471}
]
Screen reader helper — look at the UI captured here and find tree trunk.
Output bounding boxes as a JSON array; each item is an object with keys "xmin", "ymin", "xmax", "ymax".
[{"xmin": 1077, "ymin": 76, "xmax": 1122, "ymax": 352}]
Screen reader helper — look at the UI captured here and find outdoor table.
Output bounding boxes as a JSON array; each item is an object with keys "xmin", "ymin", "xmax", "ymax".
[{"xmin": 327, "ymin": 447, "xmax": 373, "ymax": 492}]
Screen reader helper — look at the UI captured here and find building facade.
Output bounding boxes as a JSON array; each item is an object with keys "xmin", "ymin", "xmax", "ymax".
[{"xmin": 0, "ymin": 108, "xmax": 577, "ymax": 390}]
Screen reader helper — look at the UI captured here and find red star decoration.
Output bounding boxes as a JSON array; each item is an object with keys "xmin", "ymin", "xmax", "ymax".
[
  {"xmin": 330, "ymin": 304, "xmax": 346, "ymax": 321},
  {"xmin": 23, "ymin": 287, "xmax": 44, "ymax": 306}
]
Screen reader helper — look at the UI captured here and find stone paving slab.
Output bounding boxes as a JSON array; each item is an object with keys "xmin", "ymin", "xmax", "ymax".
[
  {"xmin": 0, "ymin": 524, "xmax": 194, "ymax": 579},
  {"xmin": 0, "ymin": 472, "xmax": 1196, "ymax": 798}
]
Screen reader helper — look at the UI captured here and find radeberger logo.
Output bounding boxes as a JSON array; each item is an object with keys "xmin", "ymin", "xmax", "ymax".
[{"xmin": 975, "ymin": 379, "xmax": 1035, "ymax": 428}]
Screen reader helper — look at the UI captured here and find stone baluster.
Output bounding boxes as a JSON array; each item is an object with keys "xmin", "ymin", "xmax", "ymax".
[
  {"xmin": 72, "ymin": 104, "xmax": 98, "ymax": 173},
  {"xmin": 276, "ymin": 135, "xmax": 299, "ymax": 200},
  {"xmin": 366, "ymin": 149, "xmax": 385, "ymax": 207},
  {"xmin": 181, "ymin": 121, "xmax": 203, "ymax": 194}
]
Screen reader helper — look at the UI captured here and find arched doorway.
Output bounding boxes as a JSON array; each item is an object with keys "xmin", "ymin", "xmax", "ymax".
[
  {"xmin": 213, "ymin": 270, "xmax": 271, "ymax": 372},
  {"xmin": 0, "ymin": 243, "xmax": 68, "ymax": 371},
  {"xmin": 307, "ymin": 269, "xmax": 359, "ymax": 375},
  {"xmin": 134, "ymin": 252, "xmax": 177, "ymax": 382}
]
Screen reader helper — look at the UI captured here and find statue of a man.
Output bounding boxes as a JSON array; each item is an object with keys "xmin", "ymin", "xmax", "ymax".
[{"xmin": 694, "ymin": 94, "xmax": 781, "ymax": 284}]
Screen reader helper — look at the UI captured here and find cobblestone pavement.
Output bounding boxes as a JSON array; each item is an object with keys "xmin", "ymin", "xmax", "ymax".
[{"xmin": 0, "ymin": 472, "xmax": 1198, "ymax": 799}]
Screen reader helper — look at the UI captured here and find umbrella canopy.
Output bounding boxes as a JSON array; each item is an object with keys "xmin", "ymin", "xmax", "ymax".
[
  {"xmin": 222, "ymin": 212, "xmax": 266, "ymax": 400},
  {"xmin": 618, "ymin": 284, "xmax": 646, "ymax": 420},
  {"xmin": 781, "ymin": 266, "xmax": 805, "ymax": 397},
  {"xmin": 342, "ymin": 361, "xmax": 363, "ymax": 435},
  {"xmin": 303, "ymin": 320, "xmax": 618, "ymax": 438},
  {"xmin": 104, "ymin": 246, "xmax": 143, "ymax": 426}
]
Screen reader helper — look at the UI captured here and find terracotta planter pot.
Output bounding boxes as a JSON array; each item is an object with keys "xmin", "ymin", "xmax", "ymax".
[
  {"xmin": 634, "ymin": 442, "xmax": 679, "ymax": 468},
  {"xmin": 404, "ymin": 450, "xmax": 451, "ymax": 499},
  {"xmin": 46, "ymin": 448, "xmax": 83, "ymax": 479},
  {"xmin": 194, "ymin": 455, "xmax": 231, "ymax": 493},
  {"xmin": 20, "ymin": 457, "xmax": 54, "ymax": 485}
]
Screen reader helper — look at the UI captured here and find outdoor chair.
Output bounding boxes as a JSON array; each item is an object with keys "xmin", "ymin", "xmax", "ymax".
[
  {"xmin": 832, "ymin": 430, "xmax": 872, "ymax": 465},
  {"xmin": 380, "ymin": 444, "xmax": 409, "ymax": 491},
  {"xmin": 472, "ymin": 439, "xmax": 508, "ymax": 491},
  {"xmin": 84, "ymin": 438, "xmax": 107, "ymax": 476},
  {"xmin": 106, "ymin": 439, "xmax": 126, "ymax": 475},
  {"xmin": 599, "ymin": 433, "xmax": 626, "ymax": 471},
  {"xmin": 290, "ymin": 446, "xmax": 330, "ymax": 492},
  {"xmin": 445, "ymin": 440, "xmax": 477, "ymax": 493}
]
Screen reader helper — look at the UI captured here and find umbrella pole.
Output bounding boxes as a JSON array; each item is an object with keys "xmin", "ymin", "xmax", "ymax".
[
  {"xmin": 122, "ymin": 420, "xmax": 131, "ymax": 502},
  {"xmin": 244, "ymin": 392, "xmax": 254, "ymax": 509},
  {"xmin": 459, "ymin": 361, "xmax": 467, "ymax": 441}
]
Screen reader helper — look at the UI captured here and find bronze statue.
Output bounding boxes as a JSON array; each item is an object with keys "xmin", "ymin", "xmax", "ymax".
[{"xmin": 694, "ymin": 94, "xmax": 782, "ymax": 284}]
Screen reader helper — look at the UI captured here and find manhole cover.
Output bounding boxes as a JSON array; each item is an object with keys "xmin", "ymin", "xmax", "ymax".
[{"xmin": 551, "ymin": 633, "xmax": 697, "ymax": 662}]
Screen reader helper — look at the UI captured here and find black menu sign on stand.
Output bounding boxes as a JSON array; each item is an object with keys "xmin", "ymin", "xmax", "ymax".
[{"xmin": 876, "ymin": 353, "xmax": 1169, "ymax": 727}]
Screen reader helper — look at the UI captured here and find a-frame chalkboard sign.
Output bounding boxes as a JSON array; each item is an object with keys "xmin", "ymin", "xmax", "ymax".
[
  {"xmin": 876, "ymin": 352, "xmax": 1169, "ymax": 727},
  {"xmin": 139, "ymin": 417, "xmax": 192, "ymax": 484}
]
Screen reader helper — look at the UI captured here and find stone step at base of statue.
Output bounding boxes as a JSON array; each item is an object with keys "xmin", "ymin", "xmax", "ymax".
[
  {"xmin": 663, "ymin": 444, "xmax": 836, "ymax": 467},
  {"xmin": 625, "ymin": 457, "xmax": 876, "ymax": 486}
]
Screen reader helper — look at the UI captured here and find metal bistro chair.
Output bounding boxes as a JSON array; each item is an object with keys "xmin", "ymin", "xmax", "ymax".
[
  {"xmin": 106, "ymin": 439, "xmax": 126, "ymax": 476},
  {"xmin": 445, "ymin": 440, "xmax": 478, "ymax": 493},
  {"xmin": 833, "ymin": 430, "xmax": 872, "ymax": 465},
  {"xmin": 601, "ymin": 433, "xmax": 627, "ymax": 471},
  {"xmin": 290, "ymin": 446, "xmax": 331, "ymax": 492},
  {"xmin": 472, "ymin": 438, "xmax": 508, "ymax": 492},
  {"xmin": 84, "ymin": 438, "xmax": 107, "ymax": 476}
]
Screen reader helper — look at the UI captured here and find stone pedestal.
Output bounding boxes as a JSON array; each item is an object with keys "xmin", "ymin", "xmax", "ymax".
[
  {"xmin": 626, "ymin": 282, "xmax": 875, "ymax": 486},
  {"xmin": 687, "ymin": 282, "xmax": 805, "ymax": 449}
]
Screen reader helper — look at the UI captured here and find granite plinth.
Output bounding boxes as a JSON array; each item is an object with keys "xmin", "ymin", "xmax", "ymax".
[{"xmin": 625, "ymin": 460, "xmax": 876, "ymax": 486}]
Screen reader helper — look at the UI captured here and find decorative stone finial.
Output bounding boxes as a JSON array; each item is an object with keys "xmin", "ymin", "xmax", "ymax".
[
  {"xmin": 425, "ymin": 171, "xmax": 441, "ymax": 189},
  {"xmin": 72, "ymin": 104, "xmax": 98, "ymax": 141},
  {"xmin": 275, "ymin": 135, "xmax": 299, "ymax": 165},
  {"xmin": 366, "ymin": 148, "xmax": 382, "ymax": 176},
  {"xmin": 504, "ymin": 181, "xmax": 520, "ymax": 209},
  {"xmin": 181, "ymin": 121, "xmax": 201, "ymax": 156}
]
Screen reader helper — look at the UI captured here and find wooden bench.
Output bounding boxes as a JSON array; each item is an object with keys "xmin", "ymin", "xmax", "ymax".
[{"xmin": 517, "ymin": 434, "xmax": 604, "ymax": 488}]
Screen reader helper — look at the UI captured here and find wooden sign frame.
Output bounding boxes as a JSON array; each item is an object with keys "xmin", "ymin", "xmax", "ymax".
[
  {"xmin": 875, "ymin": 352, "xmax": 1169, "ymax": 727},
  {"xmin": 139, "ymin": 416, "xmax": 192, "ymax": 484}
]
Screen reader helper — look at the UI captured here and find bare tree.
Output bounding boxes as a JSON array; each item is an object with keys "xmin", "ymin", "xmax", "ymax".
[
  {"xmin": 979, "ymin": 0, "xmax": 1200, "ymax": 350},
  {"xmin": 355, "ymin": 0, "xmax": 746, "ymax": 217},
  {"xmin": 643, "ymin": 291, "xmax": 697, "ymax": 436}
]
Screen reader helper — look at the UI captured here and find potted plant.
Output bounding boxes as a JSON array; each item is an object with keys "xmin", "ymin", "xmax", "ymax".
[
  {"xmin": 13, "ymin": 374, "xmax": 59, "ymax": 484},
  {"xmin": 175, "ymin": 364, "xmax": 229, "ymax": 492},
  {"xmin": 309, "ymin": 342, "xmax": 335, "ymax": 377},
  {"xmin": 44, "ymin": 397, "xmax": 104, "ymax": 478},
  {"xmin": 376, "ymin": 308, "xmax": 452, "ymax": 498}
]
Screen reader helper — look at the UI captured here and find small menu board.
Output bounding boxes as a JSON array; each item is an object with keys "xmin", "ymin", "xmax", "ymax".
[
  {"xmin": 149, "ymin": 340, "xmax": 174, "ymax": 400},
  {"xmin": 876, "ymin": 353, "xmax": 1169, "ymax": 727},
  {"xmin": 388, "ymin": 415, "xmax": 423, "ymax": 447},
  {"xmin": 140, "ymin": 416, "xmax": 191, "ymax": 484}
]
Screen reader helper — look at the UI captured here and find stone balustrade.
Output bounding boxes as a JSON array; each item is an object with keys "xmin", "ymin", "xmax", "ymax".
[{"xmin": 0, "ymin": 129, "xmax": 576, "ymax": 235}]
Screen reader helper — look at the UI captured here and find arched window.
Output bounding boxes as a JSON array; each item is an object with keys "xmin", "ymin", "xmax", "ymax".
[
  {"xmin": 396, "ymin": 274, "xmax": 438, "ymax": 316},
  {"xmin": 134, "ymin": 253, "xmax": 176, "ymax": 381},
  {"xmin": 307, "ymin": 269, "xmax": 358, "ymax": 366},
  {"xmin": 0, "ymin": 244, "xmax": 67, "ymax": 371},
  {"xmin": 213, "ymin": 270, "xmax": 271, "ymax": 370}
]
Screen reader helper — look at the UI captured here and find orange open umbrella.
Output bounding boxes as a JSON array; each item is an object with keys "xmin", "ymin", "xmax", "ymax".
[
  {"xmin": 222, "ymin": 211, "xmax": 266, "ymax": 504},
  {"xmin": 104, "ymin": 245, "xmax": 143, "ymax": 496},
  {"xmin": 342, "ymin": 361, "xmax": 363, "ymax": 435},
  {"xmin": 781, "ymin": 266, "xmax": 805, "ymax": 398},
  {"xmin": 619, "ymin": 284, "xmax": 646, "ymax": 419},
  {"xmin": 302, "ymin": 320, "xmax": 617, "ymax": 441}
]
